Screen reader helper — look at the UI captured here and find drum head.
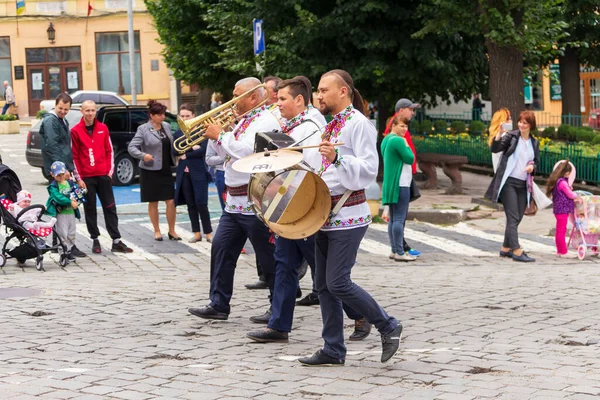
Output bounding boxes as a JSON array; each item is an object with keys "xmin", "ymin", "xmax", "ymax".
[
  {"xmin": 249, "ymin": 169, "xmax": 331, "ymax": 239},
  {"xmin": 232, "ymin": 150, "xmax": 303, "ymax": 173}
]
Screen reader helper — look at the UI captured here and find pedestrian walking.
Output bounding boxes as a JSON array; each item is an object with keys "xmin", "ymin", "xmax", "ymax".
[
  {"xmin": 546, "ymin": 160, "xmax": 579, "ymax": 258},
  {"xmin": 298, "ymin": 69, "xmax": 402, "ymax": 366},
  {"xmin": 485, "ymin": 110, "xmax": 540, "ymax": 262},
  {"xmin": 187, "ymin": 77, "xmax": 279, "ymax": 322},
  {"xmin": 2, "ymin": 81, "xmax": 15, "ymax": 115}
]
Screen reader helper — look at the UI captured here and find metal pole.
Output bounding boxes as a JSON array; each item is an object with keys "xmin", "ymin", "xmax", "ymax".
[{"xmin": 127, "ymin": 0, "xmax": 137, "ymax": 104}]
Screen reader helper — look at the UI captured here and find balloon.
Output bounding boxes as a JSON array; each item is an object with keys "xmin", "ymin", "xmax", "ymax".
[{"xmin": 553, "ymin": 160, "xmax": 576, "ymax": 187}]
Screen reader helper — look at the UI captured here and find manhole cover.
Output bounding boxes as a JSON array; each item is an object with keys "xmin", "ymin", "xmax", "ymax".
[{"xmin": 0, "ymin": 288, "xmax": 44, "ymax": 299}]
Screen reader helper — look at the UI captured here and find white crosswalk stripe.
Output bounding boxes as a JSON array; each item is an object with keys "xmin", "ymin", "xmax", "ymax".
[
  {"xmin": 428, "ymin": 222, "xmax": 556, "ymax": 254},
  {"xmin": 369, "ymin": 223, "xmax": 494, "ymax": 257}
]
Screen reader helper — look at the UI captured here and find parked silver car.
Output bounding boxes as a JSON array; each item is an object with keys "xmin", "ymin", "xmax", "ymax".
[{"xmin": 39, "ymin": 90, "xmax": 128, "ymax": 112}]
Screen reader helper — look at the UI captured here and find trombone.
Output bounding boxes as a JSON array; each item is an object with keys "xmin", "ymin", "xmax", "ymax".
[{"xmin": 173, "ymin": 84, "xmax": 268, "ymax": 154}]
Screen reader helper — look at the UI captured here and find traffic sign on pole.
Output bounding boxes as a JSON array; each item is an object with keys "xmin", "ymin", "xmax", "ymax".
[{"xmin": 253, "ymin": 19, "xmax": 265, "ymax": 55}]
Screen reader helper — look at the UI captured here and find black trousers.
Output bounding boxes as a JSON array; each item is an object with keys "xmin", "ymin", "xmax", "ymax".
[
  {"xmin": 83, "ymin": 175, "xmax": 120, "ymax": 240},
  {"xmin": 181, "ymin": 173, "xmax": 212, "ymax": 234},
  {"xmin": 499, "ymin": 177, "xmax": 527, "ymax": 250}
]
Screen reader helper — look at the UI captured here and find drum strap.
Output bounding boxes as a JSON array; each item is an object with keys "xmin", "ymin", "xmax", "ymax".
[{"xmin": 330, "ymin": 189, "xmax": 366, "ymax": 218}]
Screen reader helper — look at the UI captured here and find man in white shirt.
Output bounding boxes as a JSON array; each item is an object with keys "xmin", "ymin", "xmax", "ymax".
[
  {"xmin": 246, "ymin": 76, "xmax": 323, "ymax": 343},
  {"xmin": 298, "ymin": 70, "xmax": 402, "ymax": 366},
  {"xmin": 188, "ymin": 77, "xmax": 279, "ymax": 321},
  {"xmin": 2, "ymin": 81, "xmax": 15, "ymax": 115}
]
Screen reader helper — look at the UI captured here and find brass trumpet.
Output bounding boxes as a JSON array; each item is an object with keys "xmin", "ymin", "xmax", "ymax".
[{"xmin": 173, "ymin": 84, "xmax": 269, "ymax": 154}]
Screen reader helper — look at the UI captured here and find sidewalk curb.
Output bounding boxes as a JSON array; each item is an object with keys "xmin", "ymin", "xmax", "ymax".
[{"xmin": 407, "ymin": 209, "xmax": 466, "ymax": 225}]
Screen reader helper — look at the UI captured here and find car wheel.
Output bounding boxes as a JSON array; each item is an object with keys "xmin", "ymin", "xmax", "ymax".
[
  {"xmin": 113, "ymin": 153, "xmax": 136, "ymax": 186},
  {"xmin": 41, "ymin": 167, "xmax": 53, "ymax": 182}
]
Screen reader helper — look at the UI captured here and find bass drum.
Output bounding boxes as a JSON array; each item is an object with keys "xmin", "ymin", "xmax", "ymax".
[{"xmin": 248, "ymin": 165, "xmax": 331, "ymax": 240}]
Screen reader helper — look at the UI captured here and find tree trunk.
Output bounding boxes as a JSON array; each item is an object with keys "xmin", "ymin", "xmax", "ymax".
[
  {"xmin": 559, "ymin": 46, "xmax": 581, "ymax": 125},
  {"xmin": 486, "ymin": 39, "xmax": 524, "ymax": 126}
]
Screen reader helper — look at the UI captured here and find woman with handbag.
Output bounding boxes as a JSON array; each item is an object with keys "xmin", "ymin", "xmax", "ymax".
[
  {"xmin": 128, "ymin": 100, "xmax": 180, "ymax": 241},
  {"xmin": 485, "ymin": 110, "xmax": 540, "ymax": 263},
  {"xmin": 173, "ymin": 103, "xmax": 213, "ymax": 243},
  {"xmin": 381, "ymin": 115, "xmax": 416, "ymax": 262}
]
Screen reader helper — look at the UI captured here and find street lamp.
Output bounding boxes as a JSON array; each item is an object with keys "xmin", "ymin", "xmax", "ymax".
[{"xmin": 47, "ymin": 22, "xmax": 55, "ymax": 44}]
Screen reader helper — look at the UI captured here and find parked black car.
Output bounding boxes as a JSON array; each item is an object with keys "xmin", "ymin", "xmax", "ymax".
[{"xmin": 26, "ymin": 105, "xmax": 179, "ymax": 186}]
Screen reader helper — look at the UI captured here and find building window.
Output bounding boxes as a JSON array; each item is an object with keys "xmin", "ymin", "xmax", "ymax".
[
  {"xmin": 96, "ymin": 32, "xmax": 142, "ymax": 95},
  {"xmin": 26, "ymin": 47, "xmax": 81, "ymax": 63},
  {"xmin": 0, "ymin": 37, "xmax": 11, "ymax": 87}
]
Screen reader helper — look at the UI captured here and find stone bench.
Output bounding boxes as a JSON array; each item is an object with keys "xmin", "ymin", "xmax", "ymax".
[{"xmin": 417, "ymin": 153, "xmax": 468, "ymax": 195}]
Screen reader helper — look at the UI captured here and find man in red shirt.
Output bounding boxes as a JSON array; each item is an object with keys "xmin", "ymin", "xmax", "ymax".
[{"xmin": 71, "ymin": 100, "xmax": 132, "ymax": 254}]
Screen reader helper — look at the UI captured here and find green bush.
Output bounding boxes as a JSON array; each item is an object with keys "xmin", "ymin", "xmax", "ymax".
[
  {"xmin": 433, "ymin": 120, "xmax": 448, "ymax": 134},
  {"xmin": 557, "ymin": 124, "xmax": 577, "ymax": 141},
  {"xmin": 36, "ymin": 109, "xmax": 48, "ymax": 119},
  {"xmin": 592, "ymin": 134, "xmax": 600, "ymax": 145},
  {"xmin": 541, "ymin": 126, "xmax": 556, "ymax": 139},
  {"xmin": 450, "ymin": 121, "xmax": 467, "ymax": 134},
  {"xmin": 0, "ymin": 114, "xmax": 16, "ymax": 121},
  {"xmin": 576, "ymin": 127, "xmax": 595, "ymax": 143},
  {"xmin": 419, "ymin": 120, "xmax": 433, "ymax": 134},
  {"xmin": 469, "ymin": 120, "xmax": 486, "ymax": 135}
]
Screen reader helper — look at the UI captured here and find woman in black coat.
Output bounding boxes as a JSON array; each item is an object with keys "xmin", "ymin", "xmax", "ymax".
[
  {"xmin": 484, "ymin": 110, "xmax": 539, "ymax": 263},
  {"xmin": 173, "ymin": 104, "xmax": 213, "ymax": 242}
]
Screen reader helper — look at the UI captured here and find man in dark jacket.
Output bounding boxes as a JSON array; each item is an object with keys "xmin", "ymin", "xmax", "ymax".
[
  {"xmin": 71, "ymin": 100, "xmax": 132, "ymax": 254},
  {"xmin": 40, "ymin": 93, "xmax": 87, "ymax": 258}
]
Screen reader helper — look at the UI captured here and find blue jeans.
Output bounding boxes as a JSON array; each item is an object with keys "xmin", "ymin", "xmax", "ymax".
[
  {"xmin": 214, "ymin": 170, "xmax": 225, "ymax": 210},
  {"xmin": 388, "ymin": 187, "xmax": 410, "ymax": 255},
  {"xmin": 1, "ymin": 102, "xmax": 12, "ymax": 115},
  {"xmin": 315, "ymin": 227, "xmax": 398, "ymax": 359}
]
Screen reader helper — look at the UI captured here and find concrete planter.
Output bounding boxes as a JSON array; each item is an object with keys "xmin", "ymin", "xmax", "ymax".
[{"xmin": 0, "ymin": 120, "xmax": 20, "ymax": 134}]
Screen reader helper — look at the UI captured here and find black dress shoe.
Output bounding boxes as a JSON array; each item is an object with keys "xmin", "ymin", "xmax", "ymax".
[
  {"xmin": 296, "ymin": 293, "xmax": 320, "ymax": 306},
  {"xmin": 247, "ymin": 328, "xmax": 289, "ymax": 343},
  {"xmin": 245, "ymin": 280, "xmax": 269, "ymax": 290},
  {"xmin": 349, "ymin": 317, "xmax": 372, "ymax": 341},
  {"xmin": 381, "ymin": 323, "xmax": 403, "ymax": 363},
  {"xmin": 168, "ymin": 232, "xmax": 182, "ymax": 241},
  {"xmin": 296, "ymin": 288, "xmax": 302, "ymax": 299},
  {"xmin": 298, "ymin": 350, "xmax": 344, "ymax": 366},
  {"xmin": 499, "ymin": 250, "xmax": 513, "ymax": 258},
  {"xmin": 512, "ymin": 252, "xmax": 535, "ymax": 262},
  {"xmin": 188, "ymin": 306, "xmax": 229, "ymax": 320},
  {"xmin": 249, "ymin": 307, "xmax": 272, "ymax": 324}
]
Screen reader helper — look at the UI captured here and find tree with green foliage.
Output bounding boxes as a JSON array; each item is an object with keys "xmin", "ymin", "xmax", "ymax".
[
  {"xmin": 145, "ymin": 0, "xmax": 489, "ymax": 130},
  {"xmin": 416, "ymin": 0, "xmax": 569, "ymax": 123},
  {"xmin": 557, "ymin": 0, "xmax": 600, "ymax": 118}
]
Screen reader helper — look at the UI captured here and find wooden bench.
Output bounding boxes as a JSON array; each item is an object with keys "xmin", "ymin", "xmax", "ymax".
[{"xmin": 417, "ymin": 153, "xmax": 468, "ymax": 195}]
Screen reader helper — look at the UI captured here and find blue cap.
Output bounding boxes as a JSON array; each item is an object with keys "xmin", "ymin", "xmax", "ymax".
[{"xmin": 51, "ymin": 161, "xmax": 67, "ymax": 175}]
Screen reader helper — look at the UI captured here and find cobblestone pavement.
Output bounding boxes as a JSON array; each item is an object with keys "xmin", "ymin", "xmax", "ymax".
[{"xmin": 2, "ymin": 130, "xmax": 600, "ymax": 399}]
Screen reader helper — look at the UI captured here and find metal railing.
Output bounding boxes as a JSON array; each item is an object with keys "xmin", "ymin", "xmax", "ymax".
[{"xmin": 413, "ymin": 135, "xmax": 600, "ymax": 185}]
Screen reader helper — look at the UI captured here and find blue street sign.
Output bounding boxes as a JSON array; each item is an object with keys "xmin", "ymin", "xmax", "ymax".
[{"xmin": 253, "ymin": 19, "xmax": 265, "ymax": 55}]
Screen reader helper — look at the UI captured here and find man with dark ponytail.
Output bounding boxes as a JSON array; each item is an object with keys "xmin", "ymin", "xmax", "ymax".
[{"xmin": 297, "ymin": 70, "xmax": 403, "ymax": 366}]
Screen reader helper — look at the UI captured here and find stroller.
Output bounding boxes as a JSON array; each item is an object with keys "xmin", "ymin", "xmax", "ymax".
[
  {"xmin": 0, "ymin": 163, "xmax": 68, "ymax": 271},
  {"xmin": 568, "ymin": 191, "xmax": 600, "ymax": 260}
]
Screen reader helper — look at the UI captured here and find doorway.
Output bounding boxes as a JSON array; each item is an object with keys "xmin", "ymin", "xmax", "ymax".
[{"xmin": 26, "ymin": 46, "xmax": 81, "ymax": 114}]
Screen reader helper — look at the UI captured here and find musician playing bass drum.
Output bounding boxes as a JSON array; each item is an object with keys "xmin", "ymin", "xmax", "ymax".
[
  {"xmin": 298, "ymin": 70, "xmax": 403, "ymax": 366},
  {"xmin": 188, "ymin": 77, "xmax": 279, "ymax": 322},
  {"xmin": 246, "ymin": 76, "xmax": 324, "ymax": 343}
]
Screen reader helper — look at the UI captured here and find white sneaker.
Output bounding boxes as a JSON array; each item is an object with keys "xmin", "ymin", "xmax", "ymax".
[{"xmin": 394, "ymin": 253, "xmax": 416, "ymax": 262}]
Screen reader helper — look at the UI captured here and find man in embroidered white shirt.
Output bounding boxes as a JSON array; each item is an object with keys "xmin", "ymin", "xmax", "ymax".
[
  {"xmin": 188, "ymin": 77, "xmax": 279, "ymax": 322},
  {"xmin": 298, "ymin": 70, "xmax": 403, "ymax": 366},
  {"xmin": 246, "ymin": 76, "xmax": 323, "ymax": 343}
]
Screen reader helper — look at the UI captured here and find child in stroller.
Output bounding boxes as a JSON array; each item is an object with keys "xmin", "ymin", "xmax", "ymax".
[
  {"xmin": 0, "ymin": 163, "xmax": 69, "ymax": 271},
  {"xmin": 8, "ymin": 190, "xmax": 57, "ymax": 232}
]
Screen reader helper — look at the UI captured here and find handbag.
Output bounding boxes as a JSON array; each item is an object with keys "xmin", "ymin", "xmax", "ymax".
[
  {"xmin": 524, "ymin": 199, "xmax": 538, "ymax": 216},
  {"xmin": 409, "ymin": 179, "xmax": 421, "ymax": 202}
]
